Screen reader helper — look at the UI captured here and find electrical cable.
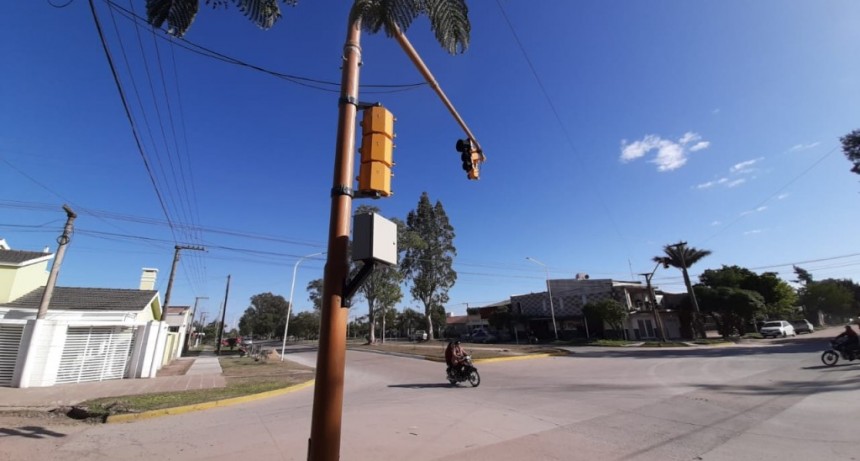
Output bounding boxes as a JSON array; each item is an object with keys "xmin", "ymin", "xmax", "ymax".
[{"xmin": 102, "ymin": 0, "xmax": 428, "ymax": 93}]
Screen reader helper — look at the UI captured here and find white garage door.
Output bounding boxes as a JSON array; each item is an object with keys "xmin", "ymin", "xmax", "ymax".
[{"xmin": 56, "ymin": 326, "xmax": 136, "ymax": 384}]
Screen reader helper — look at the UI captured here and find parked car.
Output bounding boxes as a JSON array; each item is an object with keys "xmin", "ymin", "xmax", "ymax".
[
  {"xmin": 410, "ymin": 330, "xmax": 428, "ymax": 342},
  {"xmin": 468, "ymin": 330, "xmax": 497, "ymax": 343},
  {"xmin": 790, "ymin": 319, "xmax": 814, "ymax": 334},
  {"xmin": 760, "ymin": 320, "xmax": 796, "ymax": 338}
]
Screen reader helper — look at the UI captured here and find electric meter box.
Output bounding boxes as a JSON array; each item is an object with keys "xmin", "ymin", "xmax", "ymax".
[{"xmin": 352, "ymin": 212, "xmax": 397, "ymax": 266}]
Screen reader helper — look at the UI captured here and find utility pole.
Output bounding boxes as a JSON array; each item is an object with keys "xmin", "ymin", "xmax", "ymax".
[
  {"xmin": 526, "ymin": 257, "xmax": 559, "ymax": 340},
  {"xmin": 37, "ymin": 205, "xmax": 77, "ymax": 319},
  {"xmin": 160, "ymin": 245, "xmax": 205, "ymax": 321},
  {"xmin": 187, "ymin": 296, "xmax": 208, "ymax": 351},
  {"xmin": 216, "ymin": 275, "xmax": 231, "ymax": 355},
  {"xmin": 639, "ymin": 263, "xmax": 667, "ymax": 342}
]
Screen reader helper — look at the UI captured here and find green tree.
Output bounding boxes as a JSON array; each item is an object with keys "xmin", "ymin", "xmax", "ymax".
[
  {"xmin": 841, "ymin": 128, "xmax": 860, "ymax": 174},
  {"xmin": 654, "ymin": 242, "xmax": 712, "ymax": 339},
  {"xmin": 291, "ymin": 311, "xmax": 321, "ymax": 340},
  {"xmin": 696, "ymin": 286, "xmax": 765, "ymax": 337},
  {"xmin": 238, "ymin": 292, "xmax": 290, "ymax": 339},
  {"xmin": 699, "ymin": 265, "xmax": 797, "ymax": 320},
  {"xmin": 401, "ymin": 192, "xmax": 457, "ymax": 340},
  {"xmin": 395, "ymin": 307, "xmax": 425, "ymax": 337},
  {"xmin": 800, "ymin": 280, "xmax": 855, "ymax": 322},
  {"xmin": 582, "ymin": 299, "xmax": 627, "ymax": 338},
  {"xmin": 305, "ymin": 278, "xmax": 325, "ymax": 312}
]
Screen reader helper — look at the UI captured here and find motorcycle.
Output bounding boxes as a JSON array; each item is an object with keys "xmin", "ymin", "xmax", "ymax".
[
  {"xmin": 447, "ymin": 355, "xmax": 481, "ymax": 387},
  {"xmin": 821, "ymin": 337, "xmax": 860, "ymax": 366}
]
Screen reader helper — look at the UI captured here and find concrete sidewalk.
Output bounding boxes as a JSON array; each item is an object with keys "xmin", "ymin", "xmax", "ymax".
[{"xmin": 0, "ymin": 352, "xmax": 226, "ymax": 411}]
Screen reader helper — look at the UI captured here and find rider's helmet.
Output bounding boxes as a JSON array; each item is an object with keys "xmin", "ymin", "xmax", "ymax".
[{"xmin": 454, "ymin": 340, "xmax": 460, "ymax": 345}]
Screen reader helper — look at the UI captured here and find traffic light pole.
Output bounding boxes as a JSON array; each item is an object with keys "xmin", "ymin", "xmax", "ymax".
[
  {"xmin": 308, "ymin": 17, "xmax": 362, "ymax": 461},
  {"xmin": 309, "ymin": 16, "xmax": 485, "ymax": 461}
]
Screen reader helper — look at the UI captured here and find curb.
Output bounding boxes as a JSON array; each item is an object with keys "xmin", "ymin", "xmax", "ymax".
[
  {"xmin": 105, "ymin": 379, "xmax": 315, "ymax": 424},
  {"xmin": 473, "ymin": 352, "xmax": 566, "ymax": 364}
]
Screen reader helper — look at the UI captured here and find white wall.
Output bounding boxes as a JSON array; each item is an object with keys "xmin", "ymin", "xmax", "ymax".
[{"xmin": 12, "ymin": 319, "xmax": 67, "ymax": 388}]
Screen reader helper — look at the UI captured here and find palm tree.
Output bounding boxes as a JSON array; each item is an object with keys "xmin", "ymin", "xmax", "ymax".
[
  {"xmin": 654, "ymin": 242, "xmax": 712, "ymax": 339},
  {"xmin": 145, "ymin": 2, "xmax": 471, "ymax": 459}
]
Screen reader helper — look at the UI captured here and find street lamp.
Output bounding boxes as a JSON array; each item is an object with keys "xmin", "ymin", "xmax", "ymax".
[
  {"xmin": 281, "ymin": 252, "xmax": 325, "ymax": 361},
  {"xmin": 526, "ymin": 257, "xmax": 559, "ymax": 340}
]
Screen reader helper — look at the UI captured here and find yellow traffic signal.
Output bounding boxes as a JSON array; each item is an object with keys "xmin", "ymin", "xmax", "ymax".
[
  {"xmin": 358, "ymin": 106, "xmax": 395, "ymax": 198},
  {"xmin": 456, "ymin": 138, "xmax": 481, "ymax": 180}
]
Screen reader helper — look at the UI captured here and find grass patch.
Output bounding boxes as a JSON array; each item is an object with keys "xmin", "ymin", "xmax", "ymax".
[
  {"xmin": 349, "ymin": 341, "xmax": 565, "ymax": 361},
  {"xmin": 586, "ymin": 339, "xmax": 638, "ymax": 347},
  {"xmin": 79, "ymin": 356, "xmax": 313, "ymax": 417}
]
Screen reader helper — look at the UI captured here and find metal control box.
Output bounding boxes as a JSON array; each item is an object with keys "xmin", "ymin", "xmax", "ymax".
[{"xmin": 352, "ymin": 212, "xmax": 397, "ymax": 266}]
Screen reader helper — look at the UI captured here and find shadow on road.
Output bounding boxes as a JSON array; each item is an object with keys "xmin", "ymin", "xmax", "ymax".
[
  {"xmin": 388, "ymin": 383, "xmax": 459, "ymax": 389},
  {"xmin": 0, "ymin": 426, "xmax": 67, "ymax": 439}
]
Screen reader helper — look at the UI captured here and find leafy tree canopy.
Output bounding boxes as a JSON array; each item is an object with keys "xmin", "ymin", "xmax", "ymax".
[
  {"xmin": 696, "ymin": 286, "xmax": 765, "ymax": 337},
  {"xmin": 841, "ymin": 128, "xmax": 860, "ymax": 175},
  {"xmin": 402, "ymin": 192, "xmax": 457, "ymax": 340},
  {"xmin": 238, "ymin": 292, "xmax": 289, "ymax": 339},
  {"xmin": 583, "ymin": 299, "xmax": 627, "ymax": 332},
  {"xmin": 699, "ymin": 265, "xmax": 797, "ymax": 319}
]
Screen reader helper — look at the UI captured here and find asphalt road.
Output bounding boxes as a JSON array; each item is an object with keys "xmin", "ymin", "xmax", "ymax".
[{"xmin": 2, "ymin": 328, "xmax": 858, "ymax": 461}]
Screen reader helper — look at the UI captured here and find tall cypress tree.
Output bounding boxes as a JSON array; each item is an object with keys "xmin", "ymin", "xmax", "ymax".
[{"xmin": 402, "ymin": 192, "xmax": 457, "ymax": 340}]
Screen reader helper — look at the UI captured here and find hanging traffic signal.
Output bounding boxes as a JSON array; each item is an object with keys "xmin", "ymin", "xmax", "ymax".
[
  {"xmin": 357, "ymin": 106, "xmax": 395, "ymax": 198},
  {"xmin": 456, "ymin": 138, "xmax": 481, "ymax": 180}
]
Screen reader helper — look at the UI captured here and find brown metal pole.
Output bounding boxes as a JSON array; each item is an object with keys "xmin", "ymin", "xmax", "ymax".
[
  {"xmin": 36, "ymin": 205, "xmax": 76, "ymax": 319},
  {"xmin": 308, "ymin": 17, "xmax": 362, "ymax": 461}
]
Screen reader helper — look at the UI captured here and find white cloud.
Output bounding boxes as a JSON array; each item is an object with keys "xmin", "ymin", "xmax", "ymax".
[
  {"xmin": 711, "ymin": 220, "xmax": 722, "ymax": 226},
  {"xmin": 727, "ymin": 178, "xmax": 746, "ymax": 188},
  {"xmin": 695, "ymin": 177, "xmax": 730, "ymax": 189},
  {"xmin": 789, "ymin": 142, "xmax": 820, "ymax": 152},
  {"xmin": 620, "ymin": 135, "xmax": 661, "ymax": 162},
  {"xmin": 712, "ymin": 108, "xmax": 721, "ymax": 115},
  {"xmin": 740, "ymin": 206, "xmax": 767, "ymax": 216},
  {"xmin": 620, "ymin": 132, "xmax": 710, "ymax": 172},
  {"xmin": 744, "ymin": 229, "xmax": 763, "ymax": 235},
  {"xmin": 690, "ymin": 141, "xmax": 710, "ymax": 152},
  {"xmin": 777, "ymin": 193, "xmax": 789, "ymax": 200},
  {"xmin": 730, "ymin": 157, "xmax": 764, "ymax": 173}
]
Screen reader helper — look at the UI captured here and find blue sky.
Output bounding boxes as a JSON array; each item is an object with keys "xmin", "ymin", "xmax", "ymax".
[{"xmin": 2, "ymin": 0, "xmax": 859, "ymax": 327}]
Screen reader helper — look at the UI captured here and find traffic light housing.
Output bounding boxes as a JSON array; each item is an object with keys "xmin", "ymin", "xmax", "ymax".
[
  {"xmin": 357, "ymin": 106, "xmax": 395, "ymax": 198},
  {"xmin": 456, "ymin": 138, "xmax": 481, "ymax": 180}
]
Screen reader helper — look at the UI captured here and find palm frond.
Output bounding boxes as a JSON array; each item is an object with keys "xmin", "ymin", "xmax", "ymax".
[
  {"xmin": 146, "ymin": 0, "xmax": 200, "ymax": 37},
  {"xmin": 225, "ymin": 0, "xmax": 295, "ymax": 30},
  {"xmin": 351, "ymin": 0, "xmax": 470, "ymax": 54},
  {"xmin": 146, "ymin": 0, "xmax": 296, "ymax": 37},
  {"xmin": 425, "ymin": 0, "xmax": 470, "ymax": 54}
]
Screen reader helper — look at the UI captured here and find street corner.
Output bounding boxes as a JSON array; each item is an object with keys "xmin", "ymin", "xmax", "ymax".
[{"xmin": 105, "ymin": 379, "xmax": 315, "ymax": 424}]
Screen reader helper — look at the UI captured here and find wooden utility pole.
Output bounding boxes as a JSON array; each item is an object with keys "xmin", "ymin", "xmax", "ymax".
[
  {"xmin": 37, "ymin": 205, "xmax": 76, "ymax": 319},
  {"xmin": 216, "ymin": 275, "xmax": 231, "ymax": 355},
  {"xmin": 160, "ymin": 245, "xmax": 205, "ymax": 321}
]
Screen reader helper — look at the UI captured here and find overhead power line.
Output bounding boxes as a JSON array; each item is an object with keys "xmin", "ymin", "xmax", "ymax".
[{"xmin": 102, "ymin": 0, "xmax": 428, "ymax": 93}]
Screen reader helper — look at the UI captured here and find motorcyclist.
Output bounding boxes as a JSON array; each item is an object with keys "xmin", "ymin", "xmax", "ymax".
[
  {"xmin": 834, "ymin": 325, "xmax": 860, "ymax": 352},
  {"xmin": 445, "ymin": 340, "xmax": 466, "ymax": 376}
]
